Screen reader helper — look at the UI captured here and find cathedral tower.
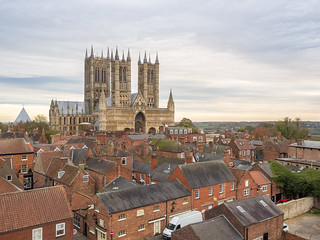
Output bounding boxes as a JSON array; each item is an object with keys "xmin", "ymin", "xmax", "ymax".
[
  {"xmin": 111, "ymin": 47, "xmax": 131, "ymax": 107},
  {"xmin": 84, "ymin": 46, "xmax": 111, "ymax": 114},
  {"xmin": 138, "ymin": 51, "xmax": 159, "ymax": 108}
]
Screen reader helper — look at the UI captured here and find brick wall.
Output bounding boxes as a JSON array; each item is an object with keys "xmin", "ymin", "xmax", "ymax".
[
  {"xmin": 0, "ymin": 218, "xmax": 73, "ymax": 240},
  {"xmin": 283, "ymin": 232, "xmax": 307, "ymax": 240},
  {"xmin": 247, "ymin": 215, "xmax": 283, "ymax": 240},
  {"xmin": 2, "ymin": 153, "xmax": 34, "ymax": 176},
  {"xmin": 288, "ymin": 146, "xmax": 320, "ymax": 160},
  {"xmin": 278, "ymin": 197, "xmax": 314, "ymax": 219}
]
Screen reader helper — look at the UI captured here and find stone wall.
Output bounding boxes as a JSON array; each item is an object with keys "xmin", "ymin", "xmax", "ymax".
[{"xmin": 278, "ymin": 197, "xmax": 314, "ymax": 219}]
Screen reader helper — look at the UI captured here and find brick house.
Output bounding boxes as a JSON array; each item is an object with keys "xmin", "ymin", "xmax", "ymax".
[
  {"xmin": 0, "ymin": 138, "xmax": 34, "ymax": 189},
  {"xmin": 0, "ymin": 186, "xmax": 73, "ymax": 240},
  {"xmin": 150, "ymin": 139, "xmax": 186, "ymax": 159},
  {"xmin": 86, "ymin": 180, "xmax": 191, "ymax": 240},
  {"xmin": 132, "ymin": 160, "xmax": 152, "ymax": 184},
  {"xmin": 0, "ymin": 157, "xmax": 24, "ymax": 190},
  {"xmin": 168, "ymin": 161, "xmax": 236, "ymax": 213},
  {"xmin": 0, "ymin": 176, "xmax": 22, "ymax": 194},
  {"xmin": 230, "ymin": 139, "xmax": 255, "ymax": 162},
  {"xmin": 205, "ymin": 194, "xmax": 284, "ymax": 240},
  {"xmin": 263, "ymin": 140, "xmax": 288, "ymax": 161},
  {"xmin": 287, "ymin": 140, "xmax": 320, "ymax": 167},
  {"xmin": 172, "ymin": 214, "xmax": 244, "ymax": 240}
]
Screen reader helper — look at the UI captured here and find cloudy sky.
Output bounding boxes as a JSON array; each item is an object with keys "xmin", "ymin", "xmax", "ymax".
[{"xmin": 1, "ymin": 0, "xmax": 320, "ymax": 122}]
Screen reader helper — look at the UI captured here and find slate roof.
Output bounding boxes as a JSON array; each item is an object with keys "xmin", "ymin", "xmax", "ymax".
[
  {"xmin": 189, "ymin": 215, "xmax": 243, "ymax": 240},
  {"xmin": 102, "ymin": 176, "xmax": 140, "ymax": 192},
  {"xmin": 0, "ymin": 177, "xmax": 22, "ymax": 194},
  {"xmin": 97, "ymin": 179, "xmax": 190, "ymax": 214},
  {"xmin": 251, "ymin": 140, "xmax": 263, "ymax": 146},
  {"xmin": 111, "ymin": 148, "xmax": 131, "ymax": 157},
  {"xmin": 1, "ymin": 132, "xmax": 24, "ymax": 139},
  {"xmin": 179, "ymin": 161, "xmax": 236, "ymax": 189},
  {"xmin": 290, "ymin": 140, "xmax": 320, "ymax": 149},
  {"xmin": 56, "ymin": 101, "xmax": 89, "ymax": 115},
  {"xmin": 0, "ymin": 186, "xmax": 73, "ymax": 233},
  {"xmin": 85, "ymin": 157, "xmax": 116, "ymax": 175},
  {"xmin": 128, "ymin": 133, "xmax": 166, "ymax": 140},
  {"xmin": 133, "ymin": 160, "xmax": 152, "ymax": 174},
  {"xmin": 71, "ymin": 148, "xmax": 89, "ymax": 166},
  {"xmin": 14, "ymin": 107, "xmax": 32, "ymax": 124},
  {"xmin": 233, "ymin": 160, "xmax": 254, "ymax": 171},
  {"xmin": 151, "ymin": 163, "xmax": 178, "ymax": 182},
  {"xmin": 0, "ymin": 138, "xmax": 33, "ymax": 155},
  {"xmin": 258, "ymin": 163, "xmax": 274, "ymax": 178},
  {"xmin": 224, "ymin": 194, "xmax": 283, "ymax": 227}
]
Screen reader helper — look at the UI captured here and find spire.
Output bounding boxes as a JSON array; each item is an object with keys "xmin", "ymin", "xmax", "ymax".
[
  {"xmin": 107, "ymin": 47, "xmax": 110, "ymax": 60},
  {"xmin": 90, "ymin": 45, "xmax": 94, "ymax": 57},
  {"xmin": 155, "ymin": 52, "xmax": 159, "ymax": 64},
  {"xmin": 122, "ymin": 51, "xmax": 125, "ymax": 62},
  {"xmin": 148, "ymin": 54, "xmax": 151, "ymax": 64},
  {"xmin": 138, "ymin": 52, "xmax": 141, "ymax": 64},
  {"xmin": 101, "ymin": 50, "xmax": 104, "ymax": 59},
  {"xmin": 115, "ymin": 46, "xmax": 119, "ymax": 60},
  {"xmin": 51, "ymin": 99, "xmax": 54, "ymax": 106},
  {"xmin": 127, "ymin": 49, "xmax": 131, "ymax": 61},
  {"xmin": 167, "ymin": 89, "xmax": 174, "ymax": 110},
  {"xmin": 55, "ymin": 99, "xmax": 58, "ymax": 106},
  {"xmin": 111, "ymin": 49, "xmax": 114, "ymax": 61},
  {"xmin": 144, "ymin": 51, "xmax": 147, "ymax": 63},
  {"xmin": 85, "ymin": 49, "xmax": 88, "ymax": 59}
]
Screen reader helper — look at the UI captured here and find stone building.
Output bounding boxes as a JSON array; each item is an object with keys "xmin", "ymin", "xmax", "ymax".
[{"xmin": 49, "ymin": 46, "xmax": 175, "ymax": 134}]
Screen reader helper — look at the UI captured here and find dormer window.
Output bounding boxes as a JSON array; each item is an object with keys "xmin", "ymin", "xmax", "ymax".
[
  {"xmin": 58, "ymin": 171, "xmax": 65, "ymax": 179},
  {"xmin": 70, "ymin": 146, "xmax": 75, "ymax": 150},
  {"xmin": 121, "ymin": 157, "xmax": 127, "ymax": 165},
  {"xmin": 83, "ymin": 175, "xmax": 89, "ymax": 182}
]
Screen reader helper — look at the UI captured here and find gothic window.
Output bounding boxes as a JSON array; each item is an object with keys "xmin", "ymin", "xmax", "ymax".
[
  {"xmin": 147, "ymin": 70, "xmax": 151, "ymax": 84},
  {"xmin": 119, "ymin": 67, "xmax": 122, "ymax": 82},
  {"xmin": 151, "ymin": 70, "xmax": 154, "ymax": 83},
  {"xmin": 123, "ymin": 68, "xmax": 126, "ymax": 81}
]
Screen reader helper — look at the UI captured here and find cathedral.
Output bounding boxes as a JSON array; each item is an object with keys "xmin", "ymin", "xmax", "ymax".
[{"xmin": 49, "ymin": 46, "xmax": 175, "ymax": 134}]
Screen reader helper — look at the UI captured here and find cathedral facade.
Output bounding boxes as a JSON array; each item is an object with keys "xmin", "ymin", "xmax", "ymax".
[{"xmin": 49, "ymin": 46, "xmax": 175, "ymax": 134}]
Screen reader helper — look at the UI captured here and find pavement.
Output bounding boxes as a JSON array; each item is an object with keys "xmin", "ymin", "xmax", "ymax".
[
  {"xmin": 74, "ymin": 232, "xmax": 90, "ymax": 240},
  {"xmin": 285, "ymin": 213, "xmax": 320, "ymax": 240}
]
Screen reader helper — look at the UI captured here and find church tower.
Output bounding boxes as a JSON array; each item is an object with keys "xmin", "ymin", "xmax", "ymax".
[
  {"xmin": 84, "ymin": 45, "xmax": 111, "ymax": 114},
  {"xmin": 138, "ymin": 51, "xmax": 159, "ymax": 108}
]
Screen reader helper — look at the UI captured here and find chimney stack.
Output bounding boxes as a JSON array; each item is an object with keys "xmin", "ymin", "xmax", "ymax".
[{"xmin": 151, "ymin": 153, "xmax": 157, "ymax": 170}]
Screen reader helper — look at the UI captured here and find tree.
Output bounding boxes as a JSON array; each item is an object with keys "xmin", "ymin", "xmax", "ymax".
[
  {"xmin": 0, "ymin": 122, "xmax": 8, "ymax": 132},
  {"xmin": 273, "ymin": 117, "xmax": 308, "ymax": 140},
  {"xmin": 34, "ymin": 114, "xmax": 47, "ymax": 123},
  {"xmin": 177, "ymin": 118, "xmax": 198, "ymax": 133},
  {"xmin": 252, "ymin": 126, "xmax": 272, "ymax": 140}
]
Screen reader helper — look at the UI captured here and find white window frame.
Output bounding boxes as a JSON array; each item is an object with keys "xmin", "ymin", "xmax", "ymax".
[
  {"xmin": 242, "ymin": 150, "xmax": 245, "ymax": 156},
  {"xmin": 182, "ymin": 198, "xmax": 188, "ymax": 204},
  {"xmin": 6, "ymin": 175, "xmax": 12, "ymax": 181},
  {"xmin": 118, "ymin": 214, "xmax": 126, "ymax": 221},
  {"xmin": 195, "ymin": 189, "xmax": 200, "ymax": 199},
  {"xmin": 121, "ymin": 157, "xmax": 126, "ymax": 165},
  {"xmin": 252, "ymin": 151, "xmax": 254, "ymax": 157},
  {"xmin": 153, "ymin": 205, "xmax": 160, "ymax": 212},
  {"xmin": 56, "ymin": 222, "xmax": 65, "ymax": 237},
  {"xmin": 170, "ymin": 130, "xmax": 173, "ymax": 134},
  {"xmin": 245, "ymin": 180, "xmax": 249, "ymax": 187},
  {"xmin": 21, "ymin": 164, "xmax": 28, "ymax": 173},
  {"xmin": 181, "ymin": 152, "xmax": 185, "ymax": 159},
  {"xmin": 262, "ymin": 186, "xmax": 267, "ymax": 192},
  {"xmin": 32, "ymin": 227, "xmax": 42, "ymax": 240},
  {"xmin": 73, "ymin": 214, "xmax": 80, "ymax": 228},
  {"xmin": 231, "ymin": 182, "xmax": 234, "ymax": 191},
  {"xmin": 137, "ymin": 209, "xmax": 144, "ymax": 216},
  {"xmin": 199, "ymin": 136, "xmax": 203, "ymax": 142},
  {"xmin": 247, "ymin": 150, "xmax": 250, "ymax": 155},
  {"xmin": 83, "ymin": 175, "xmax": 89, "ymax": 183},
  {"xmin": 193, "ymin": 136, "xmax": 197, "ymax": 142},
  {"xmin": 99, "ymin": 219, "xmax": 104, "ymax": 227},
  {"xmin": 175, "ymin": 130, "xmax": 178, "ymax": 134},
  {"xmin": 138, "ymin": 224, "xmax": 145, "ymax": 231},
  {"xmin": 22, "ymin": 155, "xmax": 28, "ymax": 161},
  {"xmin": 118, "ymin": 230, "xmax": 126, "ymax": 237},
  {"xmin": 219, "ymin": 184, "xmax": 223, "ymax": 193},
  {"xmin": 209, "ymin": 186, "xmax": 213, "ymax": 196},
  {"xmin": 184, "ymin": 129, "xmax": 187, "ymax": 134},
  {"xmin": 179, "ymin": 129, "xmax": 183, "ymax": 134},
  {"xmin": 244, "ymin": 189, "xmax": 250, "ymax": 196}
]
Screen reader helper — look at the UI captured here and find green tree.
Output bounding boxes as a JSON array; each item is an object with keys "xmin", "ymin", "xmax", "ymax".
[
  {"xmin": 274, "ymin": 117, "xmax": 308, "ymax": 140},
  {"xmin": 0, "ymin": 122, "xmax": 8, "ymax": 132},
  {"xmin": 26, "ymin": 115, "xmax": 49, "ymax": 133},
  {"xmin": 177, "ymin": 118, "xmax": 198, "ymax": 133}
]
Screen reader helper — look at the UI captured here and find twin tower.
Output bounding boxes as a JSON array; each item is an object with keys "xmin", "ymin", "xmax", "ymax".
[{"xmin": 85, "ymin": 46, "xmax": 160, "ymax": 114}]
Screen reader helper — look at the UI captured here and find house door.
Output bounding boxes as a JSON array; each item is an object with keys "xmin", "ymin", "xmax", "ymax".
[
  {"xmin": 154, "ymin": 220, "xmax": 161, "ymax": 235},
  {"xmin": 263, "ymin": 233, "xmax": 268, "ymax": 240},
  {"xmin": 97, "ymin": 229, "xmax": 106, "ymax": 240}
]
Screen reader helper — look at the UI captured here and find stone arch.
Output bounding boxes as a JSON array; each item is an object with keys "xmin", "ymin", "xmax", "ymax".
[
  {"xmin": 135, "ymin": 112, "xmax": 145, "ymax": 133},
  {"xmin": 148, "ymin": 127, "xmax": 156, "ymax": 134},
  {"xmin": 124, "ymin": 128, "xmax": 131, "ymax": 133}
]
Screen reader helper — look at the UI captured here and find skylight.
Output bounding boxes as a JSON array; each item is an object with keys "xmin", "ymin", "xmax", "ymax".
[
  {"xmin": 260, "ymin": 200, "xmax": 268, "ymax": 207},
  {"xmin": 237, "ymin": 206, "xmax": 246, "ymax": 213},
  {"xmin": 58, "ymin": 171, "xmax": 65, "ymax": 179}
]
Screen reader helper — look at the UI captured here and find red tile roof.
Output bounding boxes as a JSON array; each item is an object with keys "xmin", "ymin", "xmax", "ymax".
[
  {"xmin": 249, "ymin": 171, "xmax": 270, "ymax": 185},
  {"xmin": 34, "ymin": 151, "xmax": 64, "ymax": 174},
  {"xmin": 234, "ymin": 139, "xmax": 255, "ymax": 150},
  {"xmin": 71, "ymin": 192, "xmax": 92, "ymax": 217},
  {"xmin": 0, "ymin": 186, "xmax": 73, "ymax": 233},
  {"xmin": 0, "ymin": 138, "xmax": 33, "ymax": 155},
  {"xmin": 0, "ymin": 177, "xmax": 22, "ymax": 194}
]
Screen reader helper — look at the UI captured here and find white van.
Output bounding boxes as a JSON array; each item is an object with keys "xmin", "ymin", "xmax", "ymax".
[{"xmin": 162, "ymin": 211, "xmax": 203, "ymax": 239}]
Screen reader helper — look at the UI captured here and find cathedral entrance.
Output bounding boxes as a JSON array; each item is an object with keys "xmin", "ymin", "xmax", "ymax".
[{"xmin": 135, "ymin": 112, "xmax": 145, "ymax": 133}]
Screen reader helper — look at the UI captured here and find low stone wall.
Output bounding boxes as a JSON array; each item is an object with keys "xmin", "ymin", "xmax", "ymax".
[
  {"xmin": 283, "ymin": 232, "xmax": 306, "ymax": 240},
  {"xmin": 314, "ymin": 198, "xmax": 320, "ymax": 209},
  {"xmin": 278, "ymin": 197, "xmax": 314, "ymax": 219}
]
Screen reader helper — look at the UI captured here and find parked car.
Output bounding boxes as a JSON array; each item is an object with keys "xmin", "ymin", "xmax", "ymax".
[
  {"xmin": 277, "ymin": 199, "xmax": 291, "ymax": 204},
  {"xmin": 283, "ymin": 223, "xmax": 289, "ymax": 232}
]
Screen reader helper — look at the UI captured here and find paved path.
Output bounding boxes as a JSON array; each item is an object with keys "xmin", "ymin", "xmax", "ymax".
[{"xmin": 285, "ymin": 213, "xmax": 320, "ymax": 240}]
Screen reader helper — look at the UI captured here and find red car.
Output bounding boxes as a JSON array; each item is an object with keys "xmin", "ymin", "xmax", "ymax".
[{"xmin": 276, "ymin": 199, "xmax": 291, "ymax": 204}]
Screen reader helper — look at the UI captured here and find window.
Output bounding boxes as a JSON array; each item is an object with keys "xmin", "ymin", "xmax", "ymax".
[
  {"xmin": 21, "ymin": 164, "xmax": 28, "ymax": 173},
  {"xmin": 56, "ymin": 223, "xmax": 65, "ymax": 237},
  {"xmin": 195, "ymin": 189, "xmax": 200, "ymax": 199},
  {"xmin": 74, "ymin": 214, "xmax": 80, "ymax": 228},
  {"xmin": 184, "ymin": 129, "xmax": 187, "ymax": 134},
  {"xmin": 244, "ymin": 189, "xmax": 250, "ymax": 196},
  {"xmin": 183, "ymin": 198, "xmax": 188, "ymax": 204},
  {"xmin": 181, "ymin": 152, "xmax": 185, "ymax": 159},
  {"xmin": 262, "ymin": 186, "xmax": 267, "ymax": 192},
  {"xmin": 121, "ymin": 157, "xmax": 126, "ymax": 165},
  {"xmin": 209, "ymin": 186, "xmax": 213, "ymax": 196},
  {"xmin": 231, "ymin": 182, "xmax": 234, "ymax": 191},
  {"xmin": 22, "ymin": 155, "xmax": 28, "ymax": 161},
  {"xmin": 99, "ymin": 219, "xmax": 104, "ymax": 227},
  {"xmin": 193, "ymin": 136, "xmax": 197, "ymax": 142},
  {"xmin": 138, "ymin": 224, "xmax": 145, "ymax": 231},
  {"xmin": 118, "ymin": 214, "xmax": 126, "ymax": 221},
  {"xmin": 175, "ymin": 130, "xmax": 178, "ymax": 134},
  {"xmin": 83, "ymin": 175, "xmax": 89, "ymax": 182},
  {"xmin": 208, "ymin": 205, "xmax": 212, "ymax": 210},
  {"xmin": 219, "ymin": 184, "xmax": 223, "ymax": 193},
  {"xmin": 58, "ymin": 171, "xmax": 65, "ymax": 179},
  {"xmin": 137, "ymin": 209, "xmax": 144, "ymax": 216},
  {"xmin": 199, "ymin": 136, "xmax": 203, "ymax": 142},
  {"xmin": 153, "ymin": 206, "xmax": 160, "ymax": 212},
  {"xmin": 252, "ymin": 151, "xmax": 254, "ymax": 157},
  {"xmin": 6, "ymin": 175, "xmax": 12, "ymax": 181},
  {"xmin": 179, "ymin": 129, "xmax": 182, "ymax": 134},
  {"xmin": 247, "ymin": 150, "xmax": 250, "ymax": 155},
  {"xmin": 32, "ymin": 227, "xmax": 42, "ymax": 240},
  {"xmin": 119, "ymin": 230, "xmax": 126, "ymax": 237},
  {"xmin": 245, "ymin": 180, "xmax": 249, "ymax": 187},
  {"xmin": 170, "ymin": 130, "xmax": 173, "ymax": 134},
  {"xmin": 242, "ymin": 150, "xmax": 245, "ymax": 156}
]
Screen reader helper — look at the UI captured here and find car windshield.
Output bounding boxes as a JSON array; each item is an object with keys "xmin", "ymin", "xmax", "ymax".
[{"xmin": 166, "ymin": 223, "xmax": 176, "ymax": 230}]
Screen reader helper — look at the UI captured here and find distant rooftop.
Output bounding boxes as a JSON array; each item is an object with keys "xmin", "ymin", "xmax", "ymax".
[{"xmin": 14, "ymin": 107, "xmax": 32, "ymax": 124}]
